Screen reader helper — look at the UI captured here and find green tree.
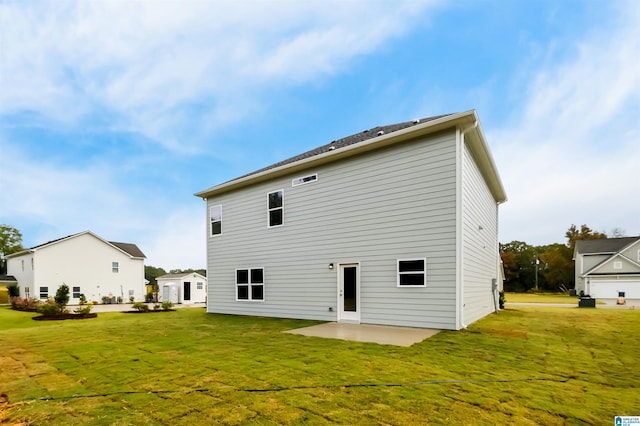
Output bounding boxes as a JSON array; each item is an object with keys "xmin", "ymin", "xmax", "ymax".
[
  {"xmin": 565, "ymin": 224, "xmax": 607, "ymax": 252},
  {"xmin": 0, "ymin": 224, "xmax": 24, "ymax": 255},
  {"xmin": 538, "ymin": 243, "xmax": 574, "ymax": 291},
  {"xmin": 0, "ymin": 225, "xmax": 24, "ymax": 274},
  {"xmin": 145, "ymin": 265, "xmax": 167, "ymax": 286},
  {"xmin": 54, "ymin": 284, "xmax": 70, "ymax": 314},
  {"xmin": 500, "ymin": 241, "xmax": 537, "ymax": 292}
]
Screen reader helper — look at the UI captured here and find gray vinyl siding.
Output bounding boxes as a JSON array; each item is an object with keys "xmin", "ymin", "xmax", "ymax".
[
  {"xmin": 206, "ymin": 130, "xmax": 459, "ymax": 329},
  {"xmin": 461, "ymin": 141, "xmax": 500, "ymax": 326}
]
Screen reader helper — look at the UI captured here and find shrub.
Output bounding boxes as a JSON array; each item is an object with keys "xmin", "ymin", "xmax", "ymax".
[
  {"xmin": 37, "ymin": 300, "xmax": 65, "ymax": 316},
  {"xmin": 74, "ymin": 302, "xmax": 93, "ymax": 315},
  {"xmin": 499, "ymin": 291, "xmax": 506, "ymax": 309},
  {"xmin": 117, "ymin": 296, "xmax": 123, "ymax": 304},
  {"xmin": 132, "ymin": 302, "xmax": 149, "ymax": 312},
  {"xmin": 153, "ymin": 304, "xmax": 161, "ymax": 310},
  {"xmin": 161, "ymin": 301, "xmax": 173, "ymax": 310},
  {"xmin": 54, "ymin": 284, "xmax": 70, "ymax": 312},
  {"xmin": 10, "ymin": 297, "xmax": 41, "ymax": 311},
  {"xmin": 102, "ymin": 296, "xmax": 110, "ymax": 304},
  {"xmin": 7, "ymin": 284, "xmax": 20, "ymax": 298},
  {"xmin": 79, "ymin": 293, "xmax": 87, "ymax": 305}
]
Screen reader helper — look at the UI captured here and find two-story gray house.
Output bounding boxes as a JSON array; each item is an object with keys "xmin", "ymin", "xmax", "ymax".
[
  {"xmin": 195, "ymin": 110, "xmax": 507, "ymax": 330},
  {"xmin": 574, "ymin": 237, "xmax": 640, "ymax": 298}
]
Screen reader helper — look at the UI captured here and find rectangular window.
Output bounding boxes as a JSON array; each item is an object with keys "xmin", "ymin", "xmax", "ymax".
[
  {"xmin": 112, "ymin": 262, "xmax": 119, "ymax": 273},
  {"xmin": 397, "ymin": 259, "xmax": 427, "ymax": 287},
  {"xmin": 197, "ymin": 282, "xmax": 203, "ymax": 290},
  {"xmin": 268, "ymin": 190, "xmax": 284, "ymax": 227},
  {"xmin": 39, "ymin": 287, "xmax": 48, "ymax": 299},
  {"xmin": 73, "ymin": 286, "xmax": 81, "ymax": 298},
  {"xmin": 236, "ymin": 268, "xmax": 264, "ymax": 301},
  {"xmin": 210, "ymin": 205, "xmax": 222, "ymax": 236},
  {"xmin": 292, "ymin": 173, "xmax": 318, "ymax": 187}
]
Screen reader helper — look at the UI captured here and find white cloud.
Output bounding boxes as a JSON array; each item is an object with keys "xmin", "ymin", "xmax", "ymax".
[
  {"xmin": 0, "ymin": 0, "xmax": 439, "ymax": 152},
  {"xmin": 493, "ymin": 2, "xmax": 640, "ymax": 244}
]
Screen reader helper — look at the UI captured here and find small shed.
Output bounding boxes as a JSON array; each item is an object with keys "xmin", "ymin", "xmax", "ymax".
[{"xmin": 156, "ymin": 272, "xmax": 207, "ymax": 304}]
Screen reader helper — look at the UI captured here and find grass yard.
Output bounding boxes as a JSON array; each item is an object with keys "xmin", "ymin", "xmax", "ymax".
[
  {"xmin": 1, "ymin": 306, "xmax": 638, "ymax": 425},
  {"xmin": 505, "ymin": 292, "xmax": 585, "ymax": 304}
]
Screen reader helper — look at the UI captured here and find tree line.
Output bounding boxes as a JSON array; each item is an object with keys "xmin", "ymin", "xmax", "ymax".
[{"xmin": 500, "ymin": 224, "xmax": 619, "ymax": 292}]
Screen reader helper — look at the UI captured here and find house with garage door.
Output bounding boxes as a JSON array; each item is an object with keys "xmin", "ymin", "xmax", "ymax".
[
  {"xmin": 157, "ymin": 272, "xmax": 207, "ymax": 304},
  {"xmin": 574, "ymin": 237, "xmax": 640, "ymax": 299},
  {"xmin": 195, "ymin": 110, "xmax": 507, "ymax": 330},
  {"xmin": 5, "ymin": 231, "xmax": 146, "ymax": 304}
]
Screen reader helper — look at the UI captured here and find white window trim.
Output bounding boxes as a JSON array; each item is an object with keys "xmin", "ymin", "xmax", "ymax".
[
  {"xmin": 112, "ymin": 261, "xmax": 119, "ymax": 273},
  {"xmin": 637, "ymin": 249, "xmax": 640, "ymax": 262},
  {"xmin": 210, "ymin": 205, "xmax": 222, "ymax": 236},
  {"xmin": 292, "ymin": 173, "xmax": 318, "ymax": 187},
  {"xmin": 235, "ymin": 267, "xmax": 265, "ymax": 302},
  {"xmin": 267, "ymin": 190, "xmax": 284, "ymax": 228},
  {"xmin": 397, "ymin": 258, "xmax": 427, "ymax": 287},
  {"xmin": 613, "ymin": 261, "xmax": 622, "ymax": 270}
]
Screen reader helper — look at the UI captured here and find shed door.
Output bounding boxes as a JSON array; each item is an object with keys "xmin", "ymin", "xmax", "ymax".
[
  {"xmin": 338, "ymin": 263, "xmax": 360, "ymax": 323},
  {"xmin": 184, "ymin": 282, "xmax": 191, "ymax": 301}
]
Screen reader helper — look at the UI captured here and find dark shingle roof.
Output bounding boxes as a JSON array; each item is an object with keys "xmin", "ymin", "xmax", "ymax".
[
  {"xmin": 232, "ymin": 114, "xmax": 452, "ymax": 182},
  {"xmin": 576, "ymin": 237, "xmax": 640, "ymax": 254},
  {"xmin": 0, "ymin": 275, "xmax": 17, "ymax": 282},
  {"xmin": 157, "ymin": 272, "xmax": 204, "ymax": 279},
  {"xmin": 109, "ymin": 241, "xmax": 146, "ymax": 258}
]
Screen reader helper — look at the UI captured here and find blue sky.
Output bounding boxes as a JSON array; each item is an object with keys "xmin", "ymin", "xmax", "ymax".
[{"xmin": 1, "ymin": 0, "xmax": 639, "ymax": 269}]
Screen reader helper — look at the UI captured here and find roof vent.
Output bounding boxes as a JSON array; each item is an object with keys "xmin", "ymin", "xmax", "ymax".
[
  {"xmin": 329, "ymin": 146, "xmax": 335, "ymax": 151},
  {"xmin": 377, "ymin": 130, "xmax": 385, "ymax": 136},
  {"xmin": 413, "ymin": 118, "xmax": 420, "ymax": 124}
]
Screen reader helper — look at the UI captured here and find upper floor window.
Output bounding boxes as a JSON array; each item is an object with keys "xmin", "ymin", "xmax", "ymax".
[
  {"xmin": 268, "ymin": 190, "xmax": 284, "ymax": 227},
  {"xmin": 397, "ymin": 259, "xmax": 427, "ymax": 287},
  {"xmin": 112, "ymin": 262, "xmax": 119, "ymax": 273},
  {"xmin": 210, "ymin": 205, "xmax": 222, "ymax": 236}
]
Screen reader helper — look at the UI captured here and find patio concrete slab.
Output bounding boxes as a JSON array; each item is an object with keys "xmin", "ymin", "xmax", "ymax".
[{"xmin": 284, "ymin": 322, "xmax": 440, "ymax": 347}]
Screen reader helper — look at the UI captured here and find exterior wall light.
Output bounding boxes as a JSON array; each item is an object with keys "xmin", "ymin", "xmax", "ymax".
[{"xmin": 329, "ymin": 263, "xmax": 334, "ymax": 270}]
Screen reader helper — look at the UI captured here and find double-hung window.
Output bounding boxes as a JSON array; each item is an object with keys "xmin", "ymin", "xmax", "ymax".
[
  {"xmin": 210, "ymin": 205, "xmax": 222, "ymax": 236},
  {"xmin": 73, "ymin": 286, "xmax": 81, "ymax": 298},
  {"xmin": 236, "ymin": 268, "xmax": 264, "ymax": 301},
  {"xmin": 112, "ymin": 262, "xmax": 119, "ymax": 273},
  {"xmin": 39, "ymin": 286, "xmax": 48, "ymax": 299},
  {"xmin": 397, "ymin": 259, "xmax": 427, "ymax": 287},
  {"xmin": 268, "ymin": 190, "xmax": 284, "ymax": 227}
]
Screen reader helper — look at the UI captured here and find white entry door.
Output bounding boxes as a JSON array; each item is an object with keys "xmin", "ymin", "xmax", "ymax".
[{"xmin": 338, "ymin": 263, "xmax": 360, "ymax": 323}]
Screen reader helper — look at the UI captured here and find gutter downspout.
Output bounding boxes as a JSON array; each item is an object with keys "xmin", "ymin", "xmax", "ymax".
[{"xmin": 456, "ymin": 119, "xmax": 478, "ymax": 330}]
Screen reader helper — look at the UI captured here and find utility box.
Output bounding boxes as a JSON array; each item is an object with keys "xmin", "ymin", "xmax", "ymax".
[{"xmin": 579, "ymin": 297, "xmax": 596, "ymax": 308}]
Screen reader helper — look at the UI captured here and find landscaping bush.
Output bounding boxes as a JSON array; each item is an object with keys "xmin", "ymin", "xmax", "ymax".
[
  {"xmin": 7, "ymin": 284, "xmax": 20, "ymax": 298},
  {"xmin": 74, "ymin": 302, "xmax": 93, "ymax": 315},
  {"xmin": 37, "ymin": 300, "xmax": 65, "ymax": 316},
  {"xmin": 161, "ymin": 301, "xmax": 174, "ymax": 310},
  {"xmin": 79, "ymin": 293, "xmax": 87, "ymax": 305},
  {"xmin": 499, "ymin": 291, "xmax": 506, "ymax": 309},
  {"xmin": 10, "ymin": 297, "xmax": 41, "ymax": 311},
  {"xmin": 54, "ymin": 284, "xmax": 70, "ymax": 312},
  {"xmin": 132, "ymin": 302, "xmax": 149, "ymax": 312},
  {"xmin": 153, "ymin": 304, "xmax": 161, "ymax": 310}
]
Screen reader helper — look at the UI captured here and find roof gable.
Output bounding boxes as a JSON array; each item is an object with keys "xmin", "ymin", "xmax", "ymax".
[
  {"xmin": 6, "ymin": 231, "xmax": 146, "ymax": 259},
  {"xmin": 157, "ymin": 272, "xmax": 206, "ymax": 280},
  {"xmin": 585, "ymin": 252, "xmax": 640, "ymax": 276},
  {"xmin": 195, "ymin": 110, "xmax": 507, "ymax": 203}
]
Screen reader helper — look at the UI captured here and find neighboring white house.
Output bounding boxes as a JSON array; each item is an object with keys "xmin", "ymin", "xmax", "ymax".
[
  {"xmin": 574, "ymin": 237, "xmax": 640, "ymax": 298},
  {"xmin": 157, "ymin": 272, "xmax": 207, "ymax": 304},
  {"xmin": 5, "ymin": 231, "xmax": 146, "ymax": 304},
  {"xmin": 195, "ymin": 110, "xmax": 507, "ymax": 330}
]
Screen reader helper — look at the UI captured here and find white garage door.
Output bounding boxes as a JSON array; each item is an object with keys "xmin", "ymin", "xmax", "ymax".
[{"xmin": 589, "ymin": 280, "xmax": 640, "ymax": 298}]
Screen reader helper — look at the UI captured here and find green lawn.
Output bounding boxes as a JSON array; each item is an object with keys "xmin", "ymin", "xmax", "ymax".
[
  {"xmin": 1, "ymin": 306, "xmax": 638, "ymax": 425},
  {"xmin": 505, "ymin": 292, "xmax": 584, "ymax": 304}
]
